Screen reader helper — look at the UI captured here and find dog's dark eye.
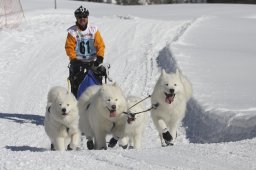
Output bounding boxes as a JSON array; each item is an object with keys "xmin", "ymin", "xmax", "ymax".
[
  {"xmin": 67, "ymin": 104, "xmax": 69, "ymax": 106},
  {"xmin": 107, "ymin": 99, "xmax": 111, "ymax": 102},
  {"xmin": 165, "ymin": 83, "xmax": 168, "ymax": 86},
  {"xmin": 174, "ymin": 84, "xmax": 177, "ymax": 86},
  {"xmin": 59, "ymin": 104, "xmax": 61, "ymax": 106},
  {"xmin": 115, "ymin": 99, "xmax": 118, "ymax": 101}
]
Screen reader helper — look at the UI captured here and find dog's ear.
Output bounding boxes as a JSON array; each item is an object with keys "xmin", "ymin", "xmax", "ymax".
[
  {"xmin": 175, "ymin": 69, "xmax": 183, "ymax": 81},
  {"xmin": 46, "ymin": 103, "xmax": 52, "ymax": 113},
  {"xmin": 175, "ymin": 69, "xmax": 180, "ymax": 75},
  {"xmin": 101, "ymin": 84, "xmax": 107, "ymax": 90},
  {"xmin": 161, "ymin": 69, "xmax": 167, "ymax": 76}
]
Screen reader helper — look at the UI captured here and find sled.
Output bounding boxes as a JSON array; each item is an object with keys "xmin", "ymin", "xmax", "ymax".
[{"xmin": 77, "ymin": 63, "xmax": 112, "ymax": 99}]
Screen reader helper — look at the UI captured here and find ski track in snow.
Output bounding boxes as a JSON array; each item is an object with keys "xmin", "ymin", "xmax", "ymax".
[
  {"xmin": 1, "ymin": 9, "xmax": 256, "ymax": 169},
  {"xmin": 0, "ymin": 12, "xmax": 191, "ymax": 169},
  {"xmin": 161, "ymin": 16, "xmax": 256, "ymax": 143}
]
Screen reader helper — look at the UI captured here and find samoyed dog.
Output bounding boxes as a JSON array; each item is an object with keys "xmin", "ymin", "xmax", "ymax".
[
  {"xmin": 119, "ymin": 96, "xmax": 148, "ymax": 149},
  {"xmin": 44, "ymin": 86, "xmax": 80, "ymax": 151},
  {"xmin": 151, "ymin": 69, "xmax": 192, "ymax": 146},
  {"xmin": 78, "ymin": 83, "xmax": 127, "ymax": 150}
]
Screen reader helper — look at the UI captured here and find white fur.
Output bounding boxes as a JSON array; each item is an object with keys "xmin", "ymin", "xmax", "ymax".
[
  {"xmin": 78, "ymin": 84, "xmax": 127, "ymax": 150},
  {"xmin": 119, "ymin": 96, "xmax": 148, "ymax": 149},
  {"xmin": 151, "ymin": 69, "xmax": 192, "ymax": 146},
  {"xmin": 44, "ymin": 86, "xmax": 80, "ymax": 151}
]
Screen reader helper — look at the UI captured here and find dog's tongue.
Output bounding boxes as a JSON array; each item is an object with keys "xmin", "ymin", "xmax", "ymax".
[
  {"xmin": 165, "ymin": 94, "xmax": 174, "ymax": 104},
  {"xmin": 110, "ymin": 110, "xmax": 117, "ymax": 117}
]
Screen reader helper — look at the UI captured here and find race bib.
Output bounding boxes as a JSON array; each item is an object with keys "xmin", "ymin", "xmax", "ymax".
[{"xmin": 76, "ymin": 38, "xmax": 96, "ymax": 60}]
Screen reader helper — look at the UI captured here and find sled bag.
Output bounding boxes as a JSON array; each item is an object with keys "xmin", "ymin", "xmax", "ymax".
[{"xmin": 77, "ymin": 70, "xmax": 101, "ymax": 99}]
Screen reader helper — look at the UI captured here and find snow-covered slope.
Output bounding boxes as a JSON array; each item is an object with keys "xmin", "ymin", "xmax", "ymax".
[{"xmin": 0, "ymin": 1, "xmax": 256, "ymax": 169}]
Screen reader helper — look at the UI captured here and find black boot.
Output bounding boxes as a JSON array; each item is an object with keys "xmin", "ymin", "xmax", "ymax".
[
  {"xmin": 67, "ymin": 144, "xmax": 72, "ymax": 151},
  {"xmin": 108, "ymin": 137, "xmax": 118, "ymax": 148},
  {"xmin": 120, "ymin": 145, "xmax": 128, "ymax": 149},
  {"xmin": 50, "ymin": 144, "xmax": 55, "ymax": 151},
  {"xmin": 87, "ymin": 140, "xmax": 94, "ymax": 150},
  {"xmin": 162, "ymin": 131, "xmax": 173, "ymax": 146},
  {"xmin": 128, "ymin": 146, "xmax": 134, "ymax": 149}
]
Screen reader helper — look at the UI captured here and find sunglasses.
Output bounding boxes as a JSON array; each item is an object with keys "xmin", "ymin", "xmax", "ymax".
[{"xmin": 77, "ymin": 15, "xmax": 88, "ymax": 19}]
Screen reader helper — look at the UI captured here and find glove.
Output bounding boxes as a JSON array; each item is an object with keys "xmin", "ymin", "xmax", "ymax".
[
  {"xmin": 94, "ymin": 56, "xmax": 103, "ymax": 67},
  {"xmin": 96, "ymin": 65, "xmax": 106, "ymax": 76},
  {"xmin": 70, "ymin": 58, "xmax": 77, "ymax": 65}
]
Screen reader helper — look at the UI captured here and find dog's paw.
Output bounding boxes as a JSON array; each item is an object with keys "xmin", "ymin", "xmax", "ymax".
[
  {"xmin": 162, "ymin": 131, "xmax": 173, "ymax": 144},
  {"xmin": 119, "ymin": 145, "xmax": 128, "ymax": 149},
  {"xmin": 162, "ymin": 142, "xmax": 174, "ymax": 147},
  {"xmin": 100, "ymin": 147, "xmax": 107, "ymax": 150},
  {"xmin": 128, "ymin": 146, "xmax": 134, "ymax": 149},
  {"xmin": 108, "ymin": 137, "xmax": 118, "ymax": 148},
  {"xmin": 75, "ymin": 147, "xmax": 81, "ymax": 151},
  {"xmin": 50, "ymin": 144, "xmax": 55, "ymax": 151},
  {"xmin": 167, "ymin": 142, "xmax": 174, "ymax": 146},
  {"xmin": 87, "ymin": 140, "xmax": 94, "ymax": 150},
  {"xmin": 67, "ymin": 144, "xmax": 80, "ymax": 151},
  {"xmin": 67, "ymin": 144, "xmax": 72, "ymax": 151}
]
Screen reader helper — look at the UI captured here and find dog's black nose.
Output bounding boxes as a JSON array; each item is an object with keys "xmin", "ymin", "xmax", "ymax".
[
  {"xmin": 62, "ymin": 108, "xmax": 66, "ymax": 113},
  {"xmin": 111, "ymin": 105, "xmax": 116, "ymax": 110},
  {"xmin": 169, "ymin": 89, "xmax": 175, "ymax": 94}
]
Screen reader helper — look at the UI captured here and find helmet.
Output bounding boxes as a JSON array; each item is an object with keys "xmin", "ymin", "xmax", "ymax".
[{"xmin": 74, "ymin": 6, "xmax": 89, "ymax": 18}]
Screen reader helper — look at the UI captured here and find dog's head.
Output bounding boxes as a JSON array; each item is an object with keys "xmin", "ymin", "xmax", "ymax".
[
  {"xmin": 158, "ymin": 69, "xmax": 184, "ymax": 104},
  {"xmin": 53, "ymin": 92, "xmax": 78, "ymax": 118},
  {"xmin": 99, "ymin": 83, "xmax": 127, "ymax": 119}
]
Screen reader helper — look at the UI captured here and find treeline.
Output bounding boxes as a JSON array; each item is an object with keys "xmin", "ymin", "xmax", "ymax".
[
  {"xmin": 78, "ymin": 0, "xmax": 256, "ymax": 4},
  {"xmin": 208, "ymin": 0, "xmax": 256, "ymax": 3},
  {"xmin": 82, "ymin": 0, "xmax": 205, "ymax": 5}
]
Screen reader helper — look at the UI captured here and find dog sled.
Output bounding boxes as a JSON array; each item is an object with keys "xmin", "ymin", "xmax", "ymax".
[{"xmin": 76, "ymin": 63, "xmax": 112, "ymax": 98}]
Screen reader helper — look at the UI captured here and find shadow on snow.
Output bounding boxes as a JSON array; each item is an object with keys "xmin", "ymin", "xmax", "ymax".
[
  {"xmin": 5, "ymin": 145, "xmax": 47, "ymax": 152},
  {"xmin": 1, "ymin": 113, "xmax": 47, "ymax": 152},
  {"xmin": 156, "ymin": 46, "xmax": 256, "ymax": 143},
  {"xmin": 0, "ymin": 112, "xmax": 44, "ymax": 126}
]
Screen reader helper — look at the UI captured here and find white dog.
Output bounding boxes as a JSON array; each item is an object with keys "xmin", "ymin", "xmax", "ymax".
[
  {"xmin": 151, "ymin": 69, "xmax": 192, "ymax": 146},
  {"xmin": 44, "ymin": 86, "xmax": 80, "ymax": 151},
  {"xmin": 78, "ymin": 84, "xmax": 127, "ymax": 150},
  {"xmin": 119, "ymin": 96, "xmax": 148, "ymax": 149}
]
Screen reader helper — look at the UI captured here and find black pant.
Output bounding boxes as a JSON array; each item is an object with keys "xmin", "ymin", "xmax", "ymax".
[{"xmin": 68, "ymin": 60, "xmax": 102, "ymax": 98}]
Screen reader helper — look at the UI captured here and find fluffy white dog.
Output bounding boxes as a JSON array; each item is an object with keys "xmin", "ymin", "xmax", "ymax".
[
  {"xmin": 119, "ymin": 96, "xmax": 148, "ymax": 149},
  {"xmin": 78, "ymin": 84, "xmax": 127, "ymax": 150},
  {"xmin": 44, "ymin": 86, "xmax": 80, "ymax": 151},
  {"xmin": 151, "ymin": 69, "xmax": 192, "ymax": 146}
]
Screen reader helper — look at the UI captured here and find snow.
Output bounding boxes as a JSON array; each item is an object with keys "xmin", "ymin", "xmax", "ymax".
[{"xmin": 0, "ymin": 0, "xmax": 256, "ymax": 169}]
